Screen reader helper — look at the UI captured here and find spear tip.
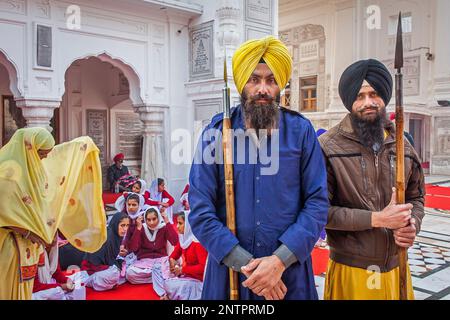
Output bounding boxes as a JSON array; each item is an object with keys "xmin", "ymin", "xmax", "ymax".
[
  {"xmin": 224, "ymin": 48, "xmax": 228, "ymax": 84},
  {"xmin": 395, "ymin": 11, "xmax": 404, "ymax": 70}
]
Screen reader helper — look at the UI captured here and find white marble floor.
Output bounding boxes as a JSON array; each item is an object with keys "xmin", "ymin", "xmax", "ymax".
[{"xmin": 314, "ymin": 205, "xmax": 450, "ymax": 300}]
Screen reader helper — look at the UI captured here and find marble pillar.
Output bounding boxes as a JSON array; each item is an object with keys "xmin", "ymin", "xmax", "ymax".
[
  {"xmin": 134, "ymin": 104, "xmax": 168, "ymax": 184},
  {"xmin": 15, "ymin": 98, "xmax": 60, "ymax": 132}
]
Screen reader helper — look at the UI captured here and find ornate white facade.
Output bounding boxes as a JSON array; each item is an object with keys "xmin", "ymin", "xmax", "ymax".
[
  {"xmin": 279, "ymin": 0, "xmax": 450, "ymax": 176},
  {"xmin": 0, "ymin": 0, "xmax": 279, "ymax": 197}
]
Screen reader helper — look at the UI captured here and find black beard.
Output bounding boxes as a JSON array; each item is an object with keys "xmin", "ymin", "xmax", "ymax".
[
  {"xmin": 350, "ymin": 108, "xmax": 387, "ymax": 152},
  {"xmin": 241, "ymin": 92, "xmax": 279, "ymax": 133}
]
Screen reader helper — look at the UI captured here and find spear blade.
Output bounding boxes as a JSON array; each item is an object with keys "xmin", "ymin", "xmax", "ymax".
[
  {"xmin": 224, "ymin": 49, "xmax": 228, "ymax": 86},
  {"xmin": 222, "ymin": 49, "xmax": 231, "ymax": 118},
  {"xmin": 395, "ymin": 12, "xmax": 404, "ymax": 70}
]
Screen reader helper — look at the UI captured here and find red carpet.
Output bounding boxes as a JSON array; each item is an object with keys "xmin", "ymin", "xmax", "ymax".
[
  {"xmin": 83, "ymin": 249, "xmax": 330, "ymax": 300},
  {"xmin": 425, "ymin": 184, "xmax": 450, "ymax": 210},
  {"xmin": 102, "ymin": 192, "xmax": 122, "ymax": 205},
  {"xmin": 81, "ymin": 247, "xmax": 330, "ymax": 300},
  {"xmin": 312, "ymin": 247, "xmax": 329, "ymax": 275},
  {"xmin": 86, "ymin": 283, "xmax": 160, "ymax": 300}
]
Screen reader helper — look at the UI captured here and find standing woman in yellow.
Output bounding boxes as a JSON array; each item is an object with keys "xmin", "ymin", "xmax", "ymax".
[{"xmin": 0, "ymin": 127, "xmax": 107, "ymax": 299}]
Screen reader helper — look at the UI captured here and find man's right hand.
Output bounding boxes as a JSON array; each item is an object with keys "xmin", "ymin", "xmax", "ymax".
[
  {"xmin": 262, "ymin": 280, "xmax": 288, "ymax": 300},
  {"xmin": 241, "ymin": 259, "xmax": 287, "ymax": 300},
  {"xmin": 372, "ymin": 188, "xmax": 412, "ymax": 230}
]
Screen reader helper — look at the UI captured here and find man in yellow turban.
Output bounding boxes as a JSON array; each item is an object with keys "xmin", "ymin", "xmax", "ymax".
[
  {"xmin": 0, "ymin": 128, "xmax": 107, "ymax": 299},
  {"xmin": 232, "ymin": 36, "xmax": 292, "ymax": 132},
  {"xmin": 189, "ymin": 36, "xmax": 329, "ymax": 300}
]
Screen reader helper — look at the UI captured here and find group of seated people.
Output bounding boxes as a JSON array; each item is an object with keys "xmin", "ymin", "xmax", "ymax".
[{"xmin": 32, "ymin": 179, "xmax": 207, "ymax": 300}]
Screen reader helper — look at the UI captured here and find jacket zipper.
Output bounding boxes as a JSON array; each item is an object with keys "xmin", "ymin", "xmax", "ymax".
[
  {"xmin": 374, "ymin": 151, "xmax": 390, "ymax": 269},
  {"xmin": 388, "ymin": 154, "xmax": 396, "ymax": 268},
  {"xmin": 389, "ymin": 155, "xmax": 395, "ymax": 188},
  {"xmin": 361, "ymin": 157, "xmax": 368, "ymax": 192}
]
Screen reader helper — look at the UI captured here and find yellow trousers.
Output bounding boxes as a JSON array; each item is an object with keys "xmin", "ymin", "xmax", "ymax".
[
  {"xmin": 324, "ymin": 259, "xmax": 415, "ymax": 300},
  {"xmin": 0, "ymin": 228, "xmax": 42, "ymax": 300}
]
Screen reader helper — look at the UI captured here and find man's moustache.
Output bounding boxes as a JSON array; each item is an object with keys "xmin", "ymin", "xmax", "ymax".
[
  {"xmin": 249, "ymin": 94, "xmax": 274, "ymax": 103},
  {"xmin": 357, "ymin": 106, "xmax": 379, "ymax": 113}
]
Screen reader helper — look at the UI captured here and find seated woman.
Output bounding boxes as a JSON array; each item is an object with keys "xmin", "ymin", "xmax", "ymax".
[
  {"xmin": 165, "ymin": 212, "xmax": 207, "ymax": 300},
  {"xmin": 143, "ymin": 178, "xmax": 175, "ymax": 223},
  {"xmin": 126, "ymin": 207, "xmax": 178, "ymax": 299},
  {"xmin": 81, "ymin": 212, "xmax": 130, "ymax": 291},
  {"xmin": 32, "ymin": 235, "xmax": 76, "ymax": 300}
]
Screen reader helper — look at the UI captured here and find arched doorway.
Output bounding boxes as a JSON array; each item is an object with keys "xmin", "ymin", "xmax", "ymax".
[
  {"xmin": 0, "ymin": 51, "xmax": 25, "ymax": 146},
  {"xmin": 60, "ymin": 55, "xmax": 144, "ymax": 189},
  {"xmin": 1, "ymin": 50, "xmax": 60, "ymax": 146}
]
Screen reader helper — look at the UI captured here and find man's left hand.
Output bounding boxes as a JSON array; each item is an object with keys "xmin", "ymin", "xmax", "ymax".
[
  {"xmin": 241, "ymin": 255, "xmax": 285, "ymax": 296},
  {"xmin": 393, "ymin": 218, "xmax": 417, "ymax": 248}
]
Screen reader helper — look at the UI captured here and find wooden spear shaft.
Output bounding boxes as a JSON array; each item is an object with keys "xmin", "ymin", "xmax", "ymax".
[
  {"xmin": 395, "ymin": 11, "xmax": 408, "ymax": 300},
  {"xmin": 395, "ymin": 70, "xmax": 408, "ymax": 300},
  {"xmin": 223, "ymin": 117, "xmax": 239, "ymax": 300},
  {"xmin": 223, "ymin": 53, "xmax": 239, "ymax": 300}
]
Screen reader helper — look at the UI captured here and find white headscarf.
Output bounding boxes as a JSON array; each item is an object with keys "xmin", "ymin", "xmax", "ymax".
[
  {"xmin": 178, "ymin": 210, "xmax": 198, "ymax": 249},
  {"xmin": 142, "ymin": 206, "xmax": 166, "ymax": 242},
  {"xmin": 148, "ymin": 179, "xmax": 162, "ymax": 202},
  {"xmin": 137, "ymin": 179, "xmax": 147, "ymax": 195},
  {"xmin": 38, "ymin": 243, "xmax": 59, "ymax": 284},
  {"xmin": 114, "ymin": 192, "xmax": 146, "ymax": 220}
]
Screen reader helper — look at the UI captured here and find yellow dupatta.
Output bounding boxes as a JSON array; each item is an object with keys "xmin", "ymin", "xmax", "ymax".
[
  {"xmin": 0, "ymin": 127, "xmax": 106, "ymax": 251},
  {"xmin": 0, "ymin": 128, "xmax": 106, "ymax": 299}
]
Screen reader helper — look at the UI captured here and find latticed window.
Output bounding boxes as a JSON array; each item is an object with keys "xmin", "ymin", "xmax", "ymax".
[{"xmin": 300, "ymin": 77, "xmax": 317, "ymax": 112}]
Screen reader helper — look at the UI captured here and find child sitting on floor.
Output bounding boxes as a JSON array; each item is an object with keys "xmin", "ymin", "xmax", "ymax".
[
  {"xmin": 126, "ymin": 207, "xmax": 178, "ymax": 299},
  {"xmin": 115, "ymin": 192, "xmax": 149, "ymax": 270},
  {"xmin": 115, "ymin": 193, "xmax": 147, "ymax": 243},
  {"xmin": 81, "ymin": 212, "xmax": 130, "ymax": 291},
  {"xmin": 164, "ymin": 211, "xmax": 207, "ymax": 300},
  {"xmin": 144, "ymin": 178, "xmax": 175, "ymax": 223},
  {"xmin": 32, "ymin": 234, "xmax": 78, "ymax": 300}
]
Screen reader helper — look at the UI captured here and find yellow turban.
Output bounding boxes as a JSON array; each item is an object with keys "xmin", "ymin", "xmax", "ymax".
[{"xmin": 232, "ymin": 36, "xmax": 292, "ymax": 94}]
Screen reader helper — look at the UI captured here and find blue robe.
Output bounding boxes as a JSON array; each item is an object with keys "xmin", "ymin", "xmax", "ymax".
[{"xmin": 188, "ymin": 105, "xmax": 329, "ymax": 300}]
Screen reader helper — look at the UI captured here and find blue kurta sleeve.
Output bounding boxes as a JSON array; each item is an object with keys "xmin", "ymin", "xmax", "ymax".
[
  {"xmin": 188, "ymin": 124, "xmax": 240, "ymax": 264},
  {"xmin": 278, "ymin": 122, "xmax": 329, "ymax": 264}
]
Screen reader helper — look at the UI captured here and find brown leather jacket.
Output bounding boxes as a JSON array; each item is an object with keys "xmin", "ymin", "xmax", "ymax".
[{"xmin": 318, "ymin": 114, "xmax": 425, "ymax": 272}]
